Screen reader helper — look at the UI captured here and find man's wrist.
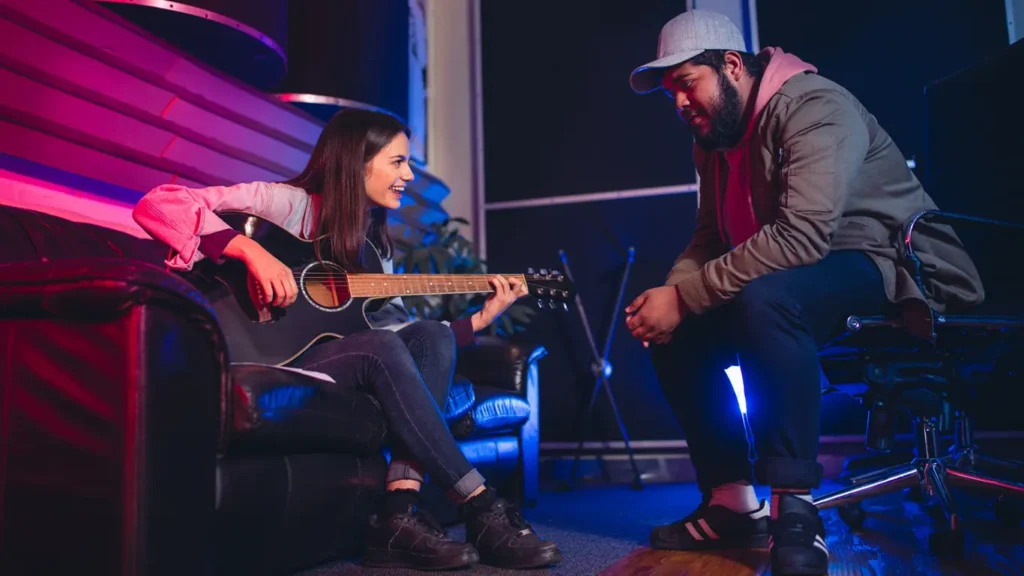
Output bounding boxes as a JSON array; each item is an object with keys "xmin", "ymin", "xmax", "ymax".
[{"xmin": 673, "ymin": 284, "xmax": 689, "ymax": 315}]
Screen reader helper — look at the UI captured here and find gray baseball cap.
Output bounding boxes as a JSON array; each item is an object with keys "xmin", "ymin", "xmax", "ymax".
[{"xmin": 629, "ymin": 10, "xmax": 747, "ymax": 94}]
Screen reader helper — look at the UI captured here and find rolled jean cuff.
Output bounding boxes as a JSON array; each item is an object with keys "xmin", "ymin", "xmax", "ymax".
[
  {"xmin": 386, "ymin": 460, "xmax": 426, "ymax": 484},
  {"xmin": 449, "ymin": 468, "xmax": 486, "ymax": 500},
  {"xmin": 756, "ymin": 457, "xmax": 823, "ymax": 489}
]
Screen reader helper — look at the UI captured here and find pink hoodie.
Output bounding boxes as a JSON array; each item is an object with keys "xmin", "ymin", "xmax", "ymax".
[{"xmin": 719, "ymin": 47, "xmax": 817, "ymax": 247}]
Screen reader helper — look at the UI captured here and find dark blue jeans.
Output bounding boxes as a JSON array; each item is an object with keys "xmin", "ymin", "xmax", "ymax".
[
  {"xmin": 650, "ymin": 251, "xmax": 888, "ymax": 491},
  {"xmin": 294, "ymin": 320, "xmax": 485, "ymax": 499}
]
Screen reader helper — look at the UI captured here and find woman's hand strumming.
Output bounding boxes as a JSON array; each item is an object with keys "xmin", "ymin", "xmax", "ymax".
[{"xmin": 224, "ymin": 235, "xmax": 299, "ymax": 307}]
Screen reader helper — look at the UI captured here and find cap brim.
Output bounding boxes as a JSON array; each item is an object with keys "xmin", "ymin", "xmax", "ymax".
[{"xmin": 629, "ymin": 49, "xmax": 705, "ymax": 94}]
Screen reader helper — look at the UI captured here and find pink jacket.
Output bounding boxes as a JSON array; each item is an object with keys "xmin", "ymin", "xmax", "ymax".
[{"xmin": 133, "ymin": 180, "xmax": 320, "ymax": 270}]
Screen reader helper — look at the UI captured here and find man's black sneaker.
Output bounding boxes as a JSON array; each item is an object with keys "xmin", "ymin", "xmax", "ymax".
[
  {"xmin": 463, "ymin": 492, "xmax": 563, "ymax": 568},
  {"xmin": 364, "ymin": 505, "xmax": 480, "ymax": 570},
  {"xmin": 769, "ymin": 494, "xmax": 829, "ymax": 575},
  {"xmin": 650, "ymin": 499, "xmax": 770, "ymax": 550}
]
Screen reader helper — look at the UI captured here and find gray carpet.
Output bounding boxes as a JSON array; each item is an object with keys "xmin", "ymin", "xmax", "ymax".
[{"xmin": 295, "ymin": 523, "xmax": 636, "ymax": 576}]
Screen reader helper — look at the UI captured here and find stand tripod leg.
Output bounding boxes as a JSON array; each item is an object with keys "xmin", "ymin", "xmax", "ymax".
[
  {"xmin": 566, "ymin": 374, "xmax": 607, "ymax": 487},
  {"xmin": 559, "ymin": 247, "xmax": 643, "ymax": 489},
  {"xmin": 598, "ymin": 374, "xmax": 644, "ymax": 489}
]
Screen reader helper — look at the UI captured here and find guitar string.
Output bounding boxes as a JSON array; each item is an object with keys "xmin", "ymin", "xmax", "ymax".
[{"xmin": 276, "ymin": 274, "xmax": 555, "ymax": 285}]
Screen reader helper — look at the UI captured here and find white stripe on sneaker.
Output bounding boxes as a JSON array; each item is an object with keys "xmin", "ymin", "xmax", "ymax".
[
  {"xmin": 697, "ymin": 519, "xmax": 720, "ymax": 540},
  {"xmin": 684, "ymin": 522, "xmax": 704, "ymax": 541},
  {"xmin": 813, "ymin": 535, "xmax": 829, "ymax": 557}
]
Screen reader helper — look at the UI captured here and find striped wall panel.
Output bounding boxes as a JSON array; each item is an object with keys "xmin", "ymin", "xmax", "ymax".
[{"xmin": 0, "ymin": 0, "xmax": 448, "ymax": 249}]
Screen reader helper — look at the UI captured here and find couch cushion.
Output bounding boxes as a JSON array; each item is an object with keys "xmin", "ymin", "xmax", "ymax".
[
  {"xmin": 459, "ymin": 394, "xmax": 531, "ymax": 438},
  {"xmin": 228, "ymin": 363, "xmax": 387, "ymax": 456}
]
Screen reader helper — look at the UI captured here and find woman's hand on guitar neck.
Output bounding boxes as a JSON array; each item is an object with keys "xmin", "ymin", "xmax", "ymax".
[
  {"xmin": 471, "ymin": 275, "xmax": 527, "ymax": 332},
  {"xmin": 224, "ymin": 235, "xmax": 299, "ymax": 307}
]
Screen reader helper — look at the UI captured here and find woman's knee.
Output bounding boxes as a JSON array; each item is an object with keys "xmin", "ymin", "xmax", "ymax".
[
  {"xmin": 410, "ymin": 320, "xmax": 456, "ymax": 345},
  {"xmin": 357, "ymin": 328, "xmax": 410, "ymax": 361},
  {"xmin": 403, "ymin": 320, "xmax": 456, "ymax": 360}
]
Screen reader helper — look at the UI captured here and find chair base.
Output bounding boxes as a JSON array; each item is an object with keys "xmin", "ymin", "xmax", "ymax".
[{"xmin": 815, "ymin": 416, "xmax": 1024, "ymax": 559}]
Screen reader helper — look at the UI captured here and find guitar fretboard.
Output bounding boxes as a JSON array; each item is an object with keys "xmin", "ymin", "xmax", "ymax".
[{"xmin": 345, "ymin": 274, "xmax": 526, "ymax": 298}]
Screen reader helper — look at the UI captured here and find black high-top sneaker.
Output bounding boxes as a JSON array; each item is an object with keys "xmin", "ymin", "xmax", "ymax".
[
  {"xmin": 364, "ymin": 503, "xmax": 479, "ymax": 570},
  {"xmin": 462, "ymin": 489, "xmax": 563, "ymax": 569},
  {"xmin": 769, "ymin": 494, "xmax": 829, "ymax": 575},
  {"xmin": 650, "ymin": 497, "xmax": 770, "ymax": 550}
]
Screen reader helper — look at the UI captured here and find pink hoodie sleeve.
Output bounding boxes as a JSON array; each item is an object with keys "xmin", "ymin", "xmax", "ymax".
[{"xmin": 132, "ymin": 181, "xmax": 275, "ymax": 270}]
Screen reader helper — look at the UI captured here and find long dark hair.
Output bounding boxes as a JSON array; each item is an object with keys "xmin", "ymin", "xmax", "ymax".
[{"xmin": 285, "ymin": 108, "xmax": 409, "ymax": 270}]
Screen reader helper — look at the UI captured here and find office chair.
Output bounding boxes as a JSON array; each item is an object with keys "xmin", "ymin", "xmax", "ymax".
[{"xmin": 814, "ymin": 210, "xmax": 1024, "ymax": 559}]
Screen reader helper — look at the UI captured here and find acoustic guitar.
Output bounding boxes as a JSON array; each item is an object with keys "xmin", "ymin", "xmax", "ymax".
[{"xmin": 184, "ymin": 213, "xmax": 574, "ymax": 366}]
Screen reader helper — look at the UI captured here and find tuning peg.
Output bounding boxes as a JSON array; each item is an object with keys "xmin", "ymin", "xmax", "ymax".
[
  {"xmin": 548, "ymin": 300, "xmax": 556, "ymax": 309},
  {"xmin": 539, "ymin": 268, "xmax": 548, "ymax": 275},
  {"xmin": 536, "ymin": 288, "xmax": 546, "ymax": 295},
  {"xmin": 536, "ymin": 299, "xmax": 545, "ymax": 309},
  {"xmin": 527, "ymin": 267, "xmax": 535, "ymax": 275},
  {"xmin": 562, "ymin": 302, "xmax": 568, "ymax": 311}
]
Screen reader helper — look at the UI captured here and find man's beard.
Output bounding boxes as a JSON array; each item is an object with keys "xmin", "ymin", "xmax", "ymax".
[{"xmin": 693, "ymin": 73, "xmax": 745, "ymax": 150}]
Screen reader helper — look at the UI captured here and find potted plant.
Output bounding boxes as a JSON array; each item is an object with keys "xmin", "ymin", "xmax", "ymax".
[{"xmin": 394, "ymin": 217, "xmax": 536, "ymax": 338}]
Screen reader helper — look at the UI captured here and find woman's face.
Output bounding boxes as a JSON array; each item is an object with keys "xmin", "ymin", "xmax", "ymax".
[{"xmin": 365, "ymin": 132, "xmax": 414, "ymax": 210}]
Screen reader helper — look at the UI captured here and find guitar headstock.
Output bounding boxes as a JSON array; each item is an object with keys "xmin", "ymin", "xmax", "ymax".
[{"xmin": 523, "ymin": 268, "xmax": 575, "ymax": 310}]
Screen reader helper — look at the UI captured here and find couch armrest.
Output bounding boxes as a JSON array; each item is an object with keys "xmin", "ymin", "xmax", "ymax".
[
  {"xmin": 0, "ymin": 257, "xmax": 215, "ymax": 319},
  {"xmin": 455, "ymin": 335, "xmax": 546, "ymax": 394},
  {"xmin": 0, "ymin": 257, "xmax": 229, "ymax": 574},
  {"xmin": 0, "ymin": 257, "xmax": 231, "ymax": 448}
]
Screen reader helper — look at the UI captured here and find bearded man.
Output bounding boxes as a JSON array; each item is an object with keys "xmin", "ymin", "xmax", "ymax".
[{"xmin": 623, "ymin": 9, "xmax": 983, "ymax": 576}]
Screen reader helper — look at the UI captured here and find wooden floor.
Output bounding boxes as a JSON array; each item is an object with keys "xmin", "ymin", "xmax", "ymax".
[{"xmin": 600, "ymin": 484, "xmax": 1024, "ymax": 575}]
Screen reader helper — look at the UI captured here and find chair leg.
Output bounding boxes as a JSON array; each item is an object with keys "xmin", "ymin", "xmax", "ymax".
[
  {"xmin": 847, "ymin": 462, "xmax": 918, "ymax": 485},
  {"xmin": 924, "ymin": 462, "xmax": 960, "ymax": 531},
  {"xmin": 815, "ymin": 466, "xmax": 920, "ymax": 510},
  {"xmin": 946, "ymin": 467, "xmax": 1024, "ymax": 499},
  {"xmin": 972, "ymin": 454, "xmax": 1024, "ymax": 478}
]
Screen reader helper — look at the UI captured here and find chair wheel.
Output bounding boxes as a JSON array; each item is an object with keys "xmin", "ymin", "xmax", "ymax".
[
  {"xmin": 994, "ymin": 495, "xmax": 1024, "ymax": 528},
  {"xmin": 838, "ymin": 502, "xmax": 866, "ymax": 529},
  {"xmin": 928, "ymin": 529, "xmax": 965, "ymax": 559}
]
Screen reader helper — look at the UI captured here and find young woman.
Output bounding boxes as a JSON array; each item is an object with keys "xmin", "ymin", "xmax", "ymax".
[{"xmin": 132, "ymin": 109, "xmax": 562, "ymax": 570}]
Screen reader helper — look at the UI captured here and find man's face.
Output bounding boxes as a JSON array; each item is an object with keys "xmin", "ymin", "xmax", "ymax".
[{"xmin": 661, "ymin": 60, "xmax": 744, "ymax": 150}]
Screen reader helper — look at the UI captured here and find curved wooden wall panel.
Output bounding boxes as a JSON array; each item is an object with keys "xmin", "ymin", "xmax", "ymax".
[{"xmin": 0, "ymin": 0, "xmax": 449, "ymax": 247}]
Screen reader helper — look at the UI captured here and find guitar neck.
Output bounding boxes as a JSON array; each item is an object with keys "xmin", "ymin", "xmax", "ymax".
[{"xmin": 346, "ymin": 274, "xmax": 526, "ymax": 298}]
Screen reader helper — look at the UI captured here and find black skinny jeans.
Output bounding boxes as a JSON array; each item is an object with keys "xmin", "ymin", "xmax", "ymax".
[
  {"xmin": 294, "ymin": 320, "xmax": 485, "ymax": 499},
  {"xmin": 650, "ymin": 251, "xmax": 888, "ymax": 491}
]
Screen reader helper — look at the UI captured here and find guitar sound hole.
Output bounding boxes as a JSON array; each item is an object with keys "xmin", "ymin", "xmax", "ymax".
[{"xmin": 301, "ymin": 262, "xmax": 352, "ymax": 311}]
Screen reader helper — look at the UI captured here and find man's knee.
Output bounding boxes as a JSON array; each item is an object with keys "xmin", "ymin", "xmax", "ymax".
[{"xmin": 733, "ymin": 274, "xmax": 799, "ymax": 326}]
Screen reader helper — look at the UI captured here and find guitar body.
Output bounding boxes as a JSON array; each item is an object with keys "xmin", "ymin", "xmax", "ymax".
[
  {"xmin": 186, "ymin": 213, "xmax": 388, "ymax": 366},
  {"xmin": 183, "ymin": 213, "xmax": 574, "ymax": 367}
]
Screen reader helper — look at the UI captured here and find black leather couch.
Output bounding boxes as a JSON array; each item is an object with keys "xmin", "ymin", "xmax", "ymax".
[{"xmin": 0, "ymin": 204, "xmax": 545, "ymax": 576}]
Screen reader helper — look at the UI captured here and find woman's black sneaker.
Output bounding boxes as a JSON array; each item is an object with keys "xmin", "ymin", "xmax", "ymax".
[
  {"xmin": 364, "ymin": 505, "xmax": 479, "ymax": 570},
  {"xmin": 650, "ymin": 499, "xmax": 770, "ymax": 550},
  {"xmin": 462, "ymin": 489, "xmax": 563, "ymax": 569},
  {"xmin": 769, "ymin": 494, "xmax": 829, "ymax": 575}
]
